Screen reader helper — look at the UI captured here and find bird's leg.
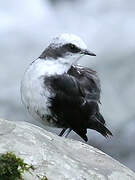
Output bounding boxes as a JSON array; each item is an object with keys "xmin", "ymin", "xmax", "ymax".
[
  {"xmin": 59, "ymin": 128, "xmax": 72, "ymax": 138},
  {"xmin": 59, "ymin": 128, "xmax": 66, "ymax": 136},
  {"xmin": 64, "ymin": 128, "xmax": 72, "ymax": 138}
]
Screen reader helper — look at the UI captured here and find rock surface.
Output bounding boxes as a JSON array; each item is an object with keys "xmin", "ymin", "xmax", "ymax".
[{"xmin": 0, "ymin": 118, "xmax": 135, "ymax": 180}]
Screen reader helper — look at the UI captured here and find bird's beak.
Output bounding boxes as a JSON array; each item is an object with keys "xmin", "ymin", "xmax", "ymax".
[{"xmin": 81, "ymin": 49, "xmax": 96, "ymax": 56}]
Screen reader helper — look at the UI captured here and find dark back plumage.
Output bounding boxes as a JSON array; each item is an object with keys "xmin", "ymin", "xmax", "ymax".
[
  {"xmin": 68, "ymin": 65, "xmax": 101, "ymax": 101},
  {"xmin": 44, "ymin": 65, "xmax": 112, "ymax": 141}
]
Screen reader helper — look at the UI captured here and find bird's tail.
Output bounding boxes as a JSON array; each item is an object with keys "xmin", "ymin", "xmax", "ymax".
[{"xmin": 88, "ymin": 115, "xmax": 113, "ymax": 138}]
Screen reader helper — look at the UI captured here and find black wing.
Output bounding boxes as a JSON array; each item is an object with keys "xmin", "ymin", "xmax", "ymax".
[
  {"xmin": 44, "ymin": 65, "xmax": 112, "ymax": 141},
  {"xmin": 68, "ymin": 65, "xmax": 101, "ymax": 102}
]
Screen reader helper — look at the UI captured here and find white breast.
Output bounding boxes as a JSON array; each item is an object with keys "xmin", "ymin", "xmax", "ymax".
[{"xmin": 21, "ymin": 58, "xmax": 69, "ymax": 126}]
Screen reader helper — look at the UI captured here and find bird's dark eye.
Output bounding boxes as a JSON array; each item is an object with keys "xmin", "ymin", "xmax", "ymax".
[
  {"xmin": 66, "ymin": 43, "xmax": 80, "ymax": 53},
  {"xmin": 70, "ymin": 44, "xmax": 76, "ymax": 50},
  {"xmin": 62, "ymin": 43, "xmax": 81, "ymax": 53}
]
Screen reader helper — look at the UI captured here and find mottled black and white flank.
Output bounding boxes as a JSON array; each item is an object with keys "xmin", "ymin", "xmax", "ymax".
[{"xmin": 21, "ymin": 33, "xmax": 112, "ymax": 141}]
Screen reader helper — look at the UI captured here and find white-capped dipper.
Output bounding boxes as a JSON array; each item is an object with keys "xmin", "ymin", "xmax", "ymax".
[{"xmin": 21, "ymin": 34, "xmax": 112, "ymax": 141}]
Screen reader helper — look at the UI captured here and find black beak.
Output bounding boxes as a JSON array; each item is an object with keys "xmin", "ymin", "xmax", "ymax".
[{"xmin": 81, "ymin": 49, "xmax": 96, "ymax": 56}]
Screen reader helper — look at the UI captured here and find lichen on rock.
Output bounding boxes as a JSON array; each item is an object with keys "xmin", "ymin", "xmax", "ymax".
[{"xmin": 0, "ymin": 152, "xmax": 34, "ymax": 180}]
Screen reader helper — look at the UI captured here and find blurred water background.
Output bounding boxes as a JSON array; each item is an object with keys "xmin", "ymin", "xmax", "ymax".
[{"xmin": 0, "ymin": 0, "xmax": 135, "ymax": 171}]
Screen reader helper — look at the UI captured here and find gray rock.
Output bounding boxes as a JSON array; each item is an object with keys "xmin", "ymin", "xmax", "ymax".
[{"xmin": 0, "ymin": 118, "xmax": 134, "ymax": 180}]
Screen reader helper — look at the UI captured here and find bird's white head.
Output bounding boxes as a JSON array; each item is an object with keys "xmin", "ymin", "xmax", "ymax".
[
  {"xmin": 39, "ymin": 33, "xmax": 96, "ymax": 66},
  {"xmin": 52, "ymin": 33, "xmax": 87, "ymax": 50}
]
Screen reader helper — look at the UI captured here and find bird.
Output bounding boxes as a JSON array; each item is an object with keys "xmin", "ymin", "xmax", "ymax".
[{"xmin": 21, "ymin": 33, "xmax": 112, "ymax": 142}]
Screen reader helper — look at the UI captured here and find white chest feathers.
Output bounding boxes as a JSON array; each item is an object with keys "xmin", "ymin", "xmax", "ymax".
[{"xmin": 21, "ymin": 58, "xmax": 69, "ymax": 126}]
